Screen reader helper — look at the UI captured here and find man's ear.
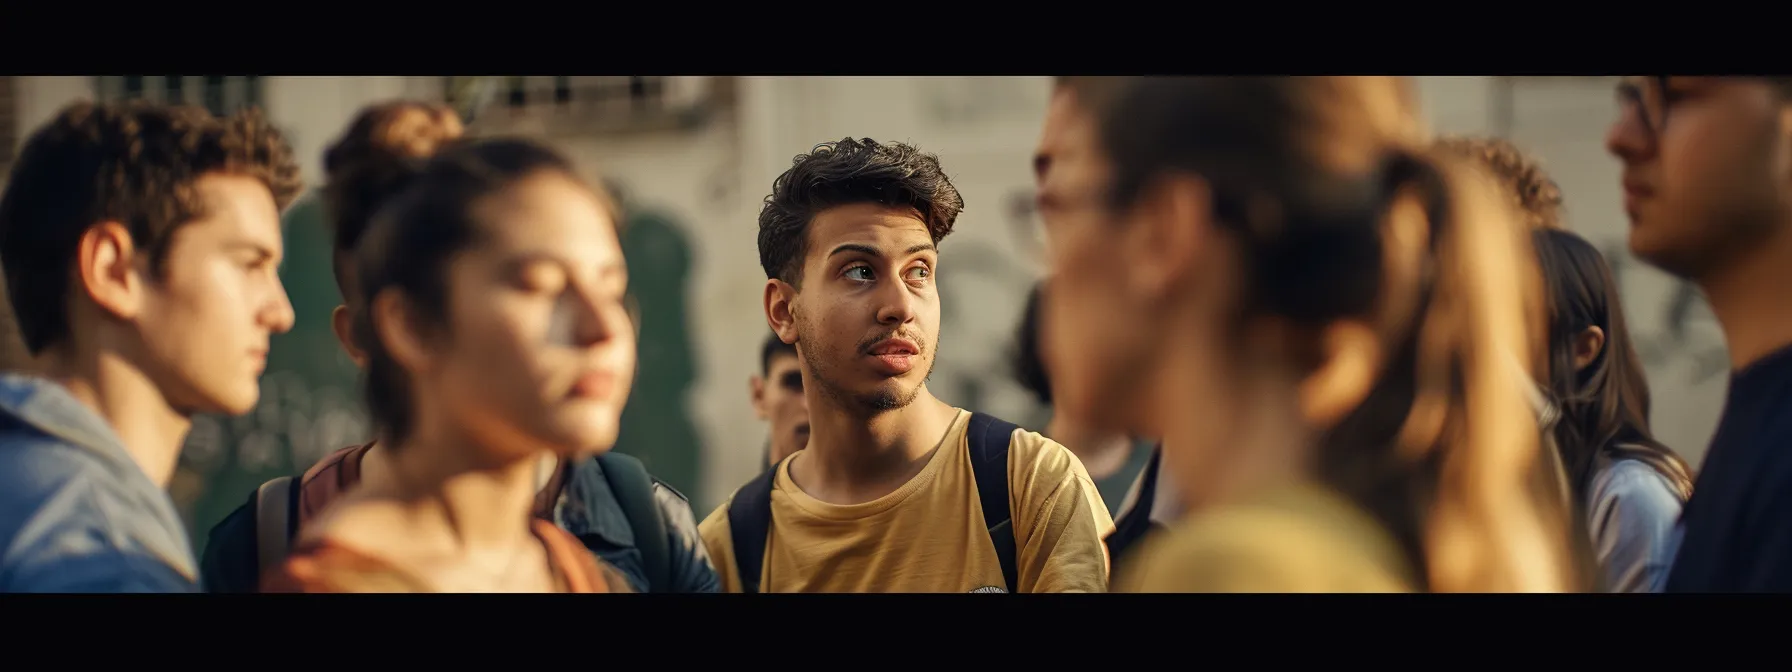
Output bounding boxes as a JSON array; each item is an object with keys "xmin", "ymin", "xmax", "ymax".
[
  {"xmin": 76, "ymin": 221, "xmax": 148, "ymax": 322},
  {"xmin": 765, "ymin": 278, "xmax": 799, "ymax": 347}
]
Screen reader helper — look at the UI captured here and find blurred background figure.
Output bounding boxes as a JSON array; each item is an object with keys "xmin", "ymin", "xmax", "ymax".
[
  {"xmin": 750, "ymin": 331, "xmax": 809, "ymax": 470},
  {"xmin": 1039, "ymin": 75, "xmax": 1581, "ymax": 592},
  {"xmin": 1607, "ymin": 76, "xmax": 1792, "ymax": 593},
  {"xmin": 1531, "ymin": 227, "xmax": 1693, "ymax": 592},
  {"xmin": 1011, "ymin": 282, "xmax": 1155, "ymax": 513}
]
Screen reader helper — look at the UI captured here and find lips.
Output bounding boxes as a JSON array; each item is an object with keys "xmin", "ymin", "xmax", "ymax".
[
  {"xmin": 864, "ymin": 337, "xmax": 920, "ymax": 376},
  {"xmin": 868, "ymin": 339, "xmax": 919, "ymax": 356},
  {"xmin": 570, "ymin": 370, "xmax": 617, "ymax": 399}
]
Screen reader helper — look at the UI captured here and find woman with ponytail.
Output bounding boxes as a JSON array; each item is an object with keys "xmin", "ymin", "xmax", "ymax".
[
  {"xmin": 1036, "ymin": 76, "xmax": 1581, "ymax": 592},
  {"xmin": 261, "ymin": 103, "xmax": 638, "ymax": 592}
]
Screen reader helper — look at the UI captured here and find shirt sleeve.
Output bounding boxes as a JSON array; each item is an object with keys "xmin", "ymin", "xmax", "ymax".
[
  {"xmin": 696, "ymin": 500, "xmax": 742, "ymax": 593},
  {"xmin": 653, "ymin": 482, "xmax": 722, "ymax": 593},
  {"xmin": 1008, "ymin": 430, "xmax": 1117, "ymax": 593},
  {"xmin": 1587, "ymin": 461, "xmax": 1684, "ymax": 593}
]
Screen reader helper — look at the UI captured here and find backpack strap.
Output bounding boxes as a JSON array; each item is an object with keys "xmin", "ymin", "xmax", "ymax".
[
  {"xmin": 595, "ymin": 452, "xmax": 671, "ymax": 593},
  {"xmin": 726, "ymin": 465, "xmax": 779, "ymax": 594},
  {"xmin": 1106, "ymin": 445, "xmax": 1163, "ymax": 576},
  {"xmin": 253, "ymin": 475, "xmax": 300, "ymax": 577},
  {"xmin": 967, "ymin": 412, "xmax": 1020, "ymax": 593}
]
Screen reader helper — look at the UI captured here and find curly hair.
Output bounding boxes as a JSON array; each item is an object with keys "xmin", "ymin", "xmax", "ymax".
[
  {"xmin": 1433, "ymin": 135, "xmax": 1564, "ymax": 231},
  {"xmin": 0, "ymin": 100, "xmax": 302, "ymax": 353},
  {"xmin": 757, "ymin": 137, "xmax": 964, "ymax": 285}
]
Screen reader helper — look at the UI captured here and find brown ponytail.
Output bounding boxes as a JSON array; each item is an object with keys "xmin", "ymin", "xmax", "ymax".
[
  {"xmin": 1366, "ymin": 147, "xmax": 1579, "ymax": 592},
  {"xmin": 1093, "ymin": 76, "xmax": 1581, "ymax": 592}
]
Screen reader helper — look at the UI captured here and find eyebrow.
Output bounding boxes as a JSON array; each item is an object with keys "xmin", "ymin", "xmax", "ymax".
[
  {"xmin": 827, "ymin": 242, "xmax": 938, "ymax": 260},
  {"xmin": 225, "ymin": 240, "xmax": 279, "ymax": 262}
]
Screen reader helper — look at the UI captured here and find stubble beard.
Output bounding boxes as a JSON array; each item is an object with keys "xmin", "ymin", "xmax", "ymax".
[{"xmin": 795, "ymin": 319, "xmax": 936, "ymax": 417}]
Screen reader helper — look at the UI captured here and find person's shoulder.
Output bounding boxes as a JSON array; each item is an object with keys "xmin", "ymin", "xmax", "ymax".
[
  {"xmin": 1596, "ymin": 459, "xmax": 1683, "ymax": 502},
  {"xmin": 0, "ymin": 468, "xmax": 196, "ymax": 592},
  {"xmin": 1123, "ymin": 496, "xmax": 1411, "ymax": 592},
  {"xmin": 989, "ymin": 414, "xmax": 1093, "ymax": 482},
  {"xmin": 697, "ymin": 492, "xmax": 733, "ymax": 540},
  {"xmin": 0, "ymin": 441, "xmax": 134, "ymax": 550}
]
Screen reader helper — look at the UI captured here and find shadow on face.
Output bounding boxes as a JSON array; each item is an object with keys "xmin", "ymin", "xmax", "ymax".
[{"xmin": 1607, "ymin": 76, "xmax": 1792, "ymax": 279}]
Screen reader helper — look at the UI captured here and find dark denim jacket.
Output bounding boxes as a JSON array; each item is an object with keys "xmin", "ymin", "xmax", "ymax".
[
  {"xmin": 556, "ymin": 456, "xmax": 720, "ymax": 593},
  {"xmin": 0, "ymin": 374, "xmax": 198, "ymax": 592}
]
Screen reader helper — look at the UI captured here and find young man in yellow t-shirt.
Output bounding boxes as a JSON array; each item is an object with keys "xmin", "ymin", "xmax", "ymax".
[{"xmin": 699, "ymin": 137, "xmax": 1115, "ymax": 593}]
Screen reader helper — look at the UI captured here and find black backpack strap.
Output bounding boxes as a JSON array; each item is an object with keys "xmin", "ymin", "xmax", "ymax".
[
  {"xmin": 1106, "ymin": 445, "xmax": 1163, "ymax": 576},
  {"xmin": 253, "ymin": 475, "xmax": 301, "ymax": 577},
  {"xmin": 967, "ymin": 412, "xmax": 1020, "ymax": 593},
  {"xmin": 595, "ymin": 452, "xmax": 671, "ymax": 593},
  {"xmin": 726, "ymin": 466, "xmax": 779, "ymax": 594}
]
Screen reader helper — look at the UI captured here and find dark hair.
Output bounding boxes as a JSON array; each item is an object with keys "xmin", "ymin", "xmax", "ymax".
[
  {"xmin": 322, "ymin": 101, "xmax": 465, "ymax": 301},
  {"xmin": 1091, "ymin": 76, "xmax": 1574, "ymax": 592},
  {"xmin": 1012, "ymin": 282, "xmax": 1052, "ymax": 405},
  {"xmin": 1533, "ymin": 228, "xmax": 1694, "ymax": 502},
  {"xmin": 1433, "ymin": 136, "xmax": 1564, "ymax": 231},
  {"xmin": 757, "ymin": 138, "xmax": 964, "ymax": 285},
  {"xmin": 0, "ymin": 100, "xmax": 302, "ymax": 353},
  {"xmin": 328, "ymin": 105, "xmax": 615, "ymax": 446},
  {"xmin": 760, "ymin": 330, "xmax": 796, "ymax": 376}
]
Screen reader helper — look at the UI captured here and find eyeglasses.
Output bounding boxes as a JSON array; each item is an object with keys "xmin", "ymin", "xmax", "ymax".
[{"xmin": 1615, "ymin": 76, "xmax": 1672, "ymax": 137}]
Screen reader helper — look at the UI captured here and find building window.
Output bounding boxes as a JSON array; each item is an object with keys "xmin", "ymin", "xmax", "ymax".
[
  {"xmin": 94, "ymin": 76, "xmax": 264, "ymax": 116},
  {"xmin": 446, "ymin": 76, "xmax": 683, "ymax": 113}
]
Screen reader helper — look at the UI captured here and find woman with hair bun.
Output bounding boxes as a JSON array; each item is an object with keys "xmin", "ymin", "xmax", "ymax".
[{"xmin": 262, "ymin": 103, "xmax": 639, "ymax": 592}]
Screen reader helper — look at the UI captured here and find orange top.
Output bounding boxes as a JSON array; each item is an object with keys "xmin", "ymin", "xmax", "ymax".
[{"xmin": 262, "ymin": 518, "xmax": 618, "ymax": 593}]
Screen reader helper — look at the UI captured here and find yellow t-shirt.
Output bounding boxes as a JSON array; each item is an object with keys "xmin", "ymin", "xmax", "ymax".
[
  {"xmin": 1118, "ymin": 482, "xmax": 1417, "ymax": 593},
  {"xmin": 699, "ymin": 409, "xmax": 1116, "ymax": 593}
]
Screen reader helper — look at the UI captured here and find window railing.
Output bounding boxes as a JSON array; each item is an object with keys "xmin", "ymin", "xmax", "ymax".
[
  {"xmin": 444, "ymin": 76, "xmax": 719, "ymax": 135},
  {"xmin": 93, "ymin": 76, "xmax": 264, "ymax": 117}
]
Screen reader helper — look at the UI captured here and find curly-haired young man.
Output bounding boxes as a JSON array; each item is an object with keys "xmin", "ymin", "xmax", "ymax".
[
  {"xmin": 699, "ymin": 138, "xmax": 1114, "ymax": 593},
  {"xmin": 0, "ymin": 100, "xmax": 301, "ymax": 592}
]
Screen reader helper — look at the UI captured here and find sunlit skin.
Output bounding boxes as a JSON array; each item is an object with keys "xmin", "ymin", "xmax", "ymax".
[
  {"xmin": 41, "ymin": 173, "xmax": 294, "ymax": 488},
  {"xmin": 1607, "ymin": 76, "xmax": 1792, "ymax": 371},
  {"xmin": 764, "ymin": 203, "xmax": 960, "ymax": 506},
  {"xmin": 301, "ymin": 171, "xmax": 636, "ymax": 592},
  {"xmin": 751, "ymin": 350, "xmax": 810, "ymax": 467}
]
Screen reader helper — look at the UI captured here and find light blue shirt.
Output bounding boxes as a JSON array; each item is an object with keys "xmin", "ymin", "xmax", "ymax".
[{"xmin": 1586, "ymin": 457, "xmax": 1684, "ymax": 593}]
